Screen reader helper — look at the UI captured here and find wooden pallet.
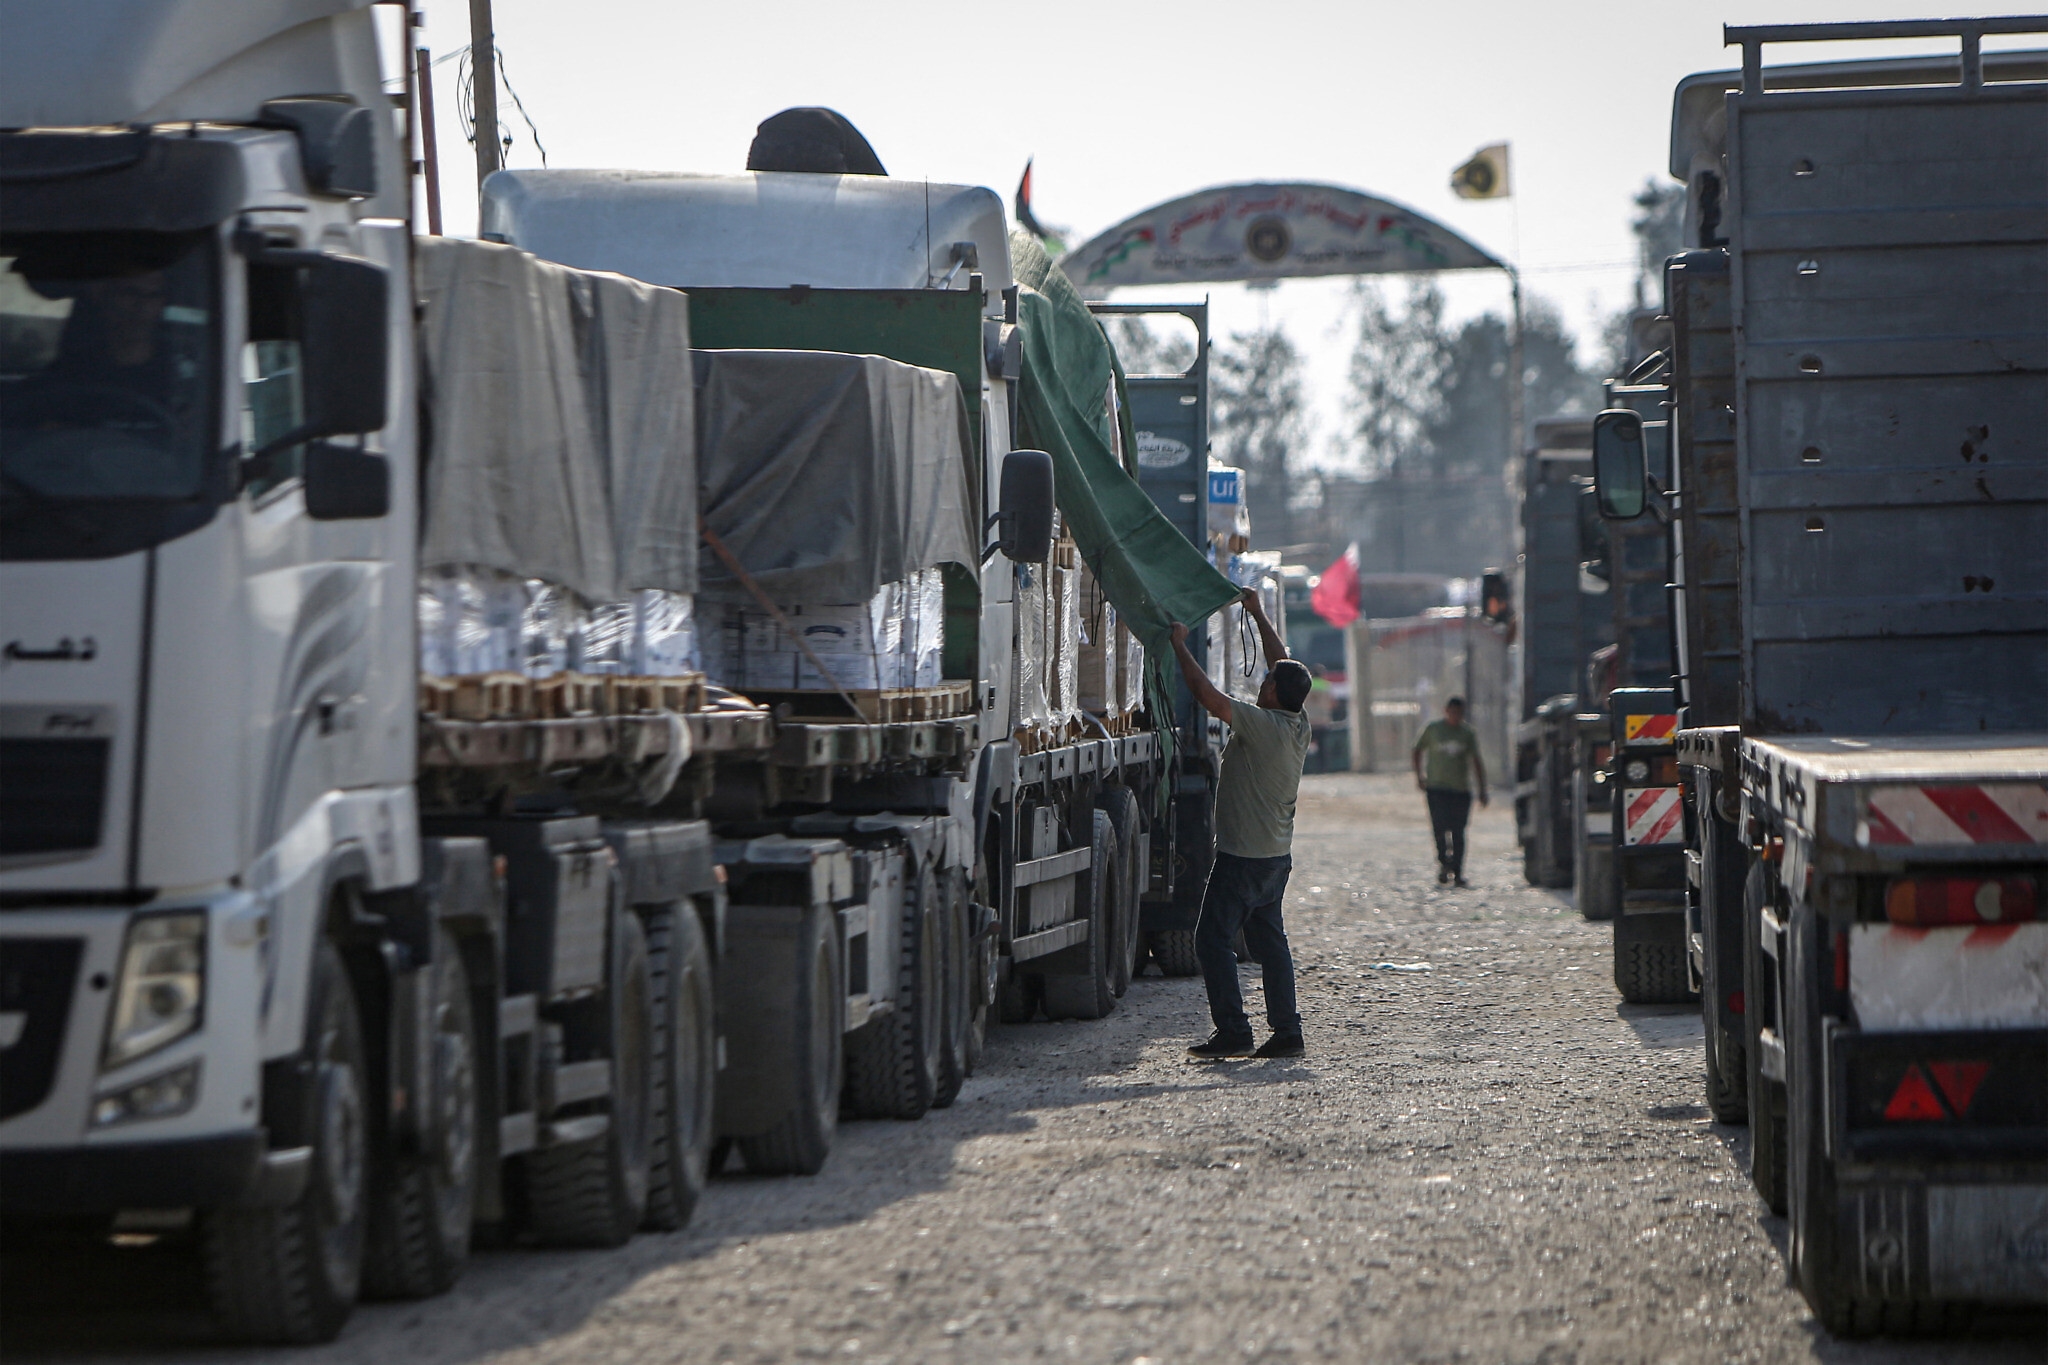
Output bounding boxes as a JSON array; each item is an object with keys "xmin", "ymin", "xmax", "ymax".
[
  {"xmin": 443, "ymin": 672, "xmax": 531, "ymax": 721},
  {"xmin": 745, "ymin": 682, "xmax": 976, "ymax": 725},
  {"xmin": 604, "ymin": 672, "xmax": 707, "ymax": 716},
  {"xmin": 422, "ymin": 671, "xmax": 707, "ymax": 721}
]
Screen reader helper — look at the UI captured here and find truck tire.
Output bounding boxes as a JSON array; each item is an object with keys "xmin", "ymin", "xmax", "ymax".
[
  {"xmin": 363, "ymin": 929, "xmax": 478, "ymax": 1299},
  {"xmin": 1613, "ymin": 914, "xmax": 1694, "ymax": 1004},
  {"xmin": 641, "ymin": 903, "xmax": 716, "ymax": 1231},
  {"xmin": 997, "ymin": 970, "xmax": 1040, "ymax": 1024},
  {"xmin": 739, "ymin": 907, "xmax": 841, "ymax": 1175},
  {"xmin": 1699, "ymin": 806, "xmax": 1749, "ymax": 1124},
  {"xmin": 1147, "ymin": 929, "xmax": 1201, "ymax": 978},
  {"xmin": 1099, "ymin": 787, "xmax": 1143, "ymax": 997},
  {"xmin": 1574, "ymin": 813, "xmax": 1618, "ymax": 920},
  {"xmin": 523, "ymin": 910, "xmax": 652, "ymax": 1247},
  {"xmin": 844, "ymin": 859, "xmax": 942, "ymax": 1120},
  {"xmin": 934, "ymin": 866, "xmax": 972, "ymax": 1109},
  {"xmin": 202, "ymin": 941, "xmax": 367, "ymax": 1344},
  {"xmin": 1043, "ymin": 812, "xmax": 1117, "ymax": 1021},
  {"xmin": 964, "ymin": 860, "xmax": 996, "ymax": 1066},
  {"xmin": 1742, "ymin": 862, "xmax": 1789, "ymax": 1215}
]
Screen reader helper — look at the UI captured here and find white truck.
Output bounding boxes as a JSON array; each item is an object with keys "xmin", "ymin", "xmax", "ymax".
[{"xmin": 0, "ymin": 0, "xmax": 1209, "ymax": 1343}]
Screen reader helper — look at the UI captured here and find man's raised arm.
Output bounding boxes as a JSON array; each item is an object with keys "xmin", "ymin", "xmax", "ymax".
[
  {"xmin": 1242, "ymin": 587, "xmax": 1287, "ymax": 668},
  {"xmin": 1170, "ymin": 621, "xmax": 1235, "ymax": 723}
]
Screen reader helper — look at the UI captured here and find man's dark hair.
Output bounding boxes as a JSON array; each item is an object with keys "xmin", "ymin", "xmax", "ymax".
[
  {"xmin": 746, "ymin": 108, "xmax": 887, "ymax": 176},
  {"xmin": 1271, "ymin": 660, "xmax": 1313, "ymax": 713},
  {"xmin": 1446, "ymin": 695, "xmax": 1466, "ymax": 710}
]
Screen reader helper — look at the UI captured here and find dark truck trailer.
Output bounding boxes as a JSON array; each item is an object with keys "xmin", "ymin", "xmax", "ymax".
[
  {"xmin": 1511, "ymin": 420, "xmax": 1611, "ymax": 891},
  {"xmin": 1600, "ymin": 20, "xmax": 2048, "ymax": 1333}
]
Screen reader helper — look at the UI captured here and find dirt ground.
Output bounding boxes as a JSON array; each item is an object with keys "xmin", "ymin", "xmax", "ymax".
[{"xmin": 10, "ymin": 774, "xmax": 2043, "ymax": 1363}]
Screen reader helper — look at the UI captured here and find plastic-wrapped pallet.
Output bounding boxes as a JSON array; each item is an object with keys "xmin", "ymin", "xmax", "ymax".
[
  {"xmin": 1014, "ymin": 564, "xmax": 1052, "ymax": 729},
  {"xmin": 1123, "ymin": 626, "xmax": 1146, "ymax": 719},
  {"xmin": 696, "ymin": 572, "xmax": 943, "ymax": 697},
  {"xmin": 1075, "ymin": 566, "xmax": 1116, "ymax": 717},
  {"xmin": 633, "ymin": 591, "xmax": 698, "ymax": 676},
  {"xmin": 1054, "ymin": 565, "xmax": 1081, "ymax": 725}
]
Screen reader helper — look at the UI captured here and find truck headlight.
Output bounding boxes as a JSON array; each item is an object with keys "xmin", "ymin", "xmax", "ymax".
[{"xmin": 103, "ymin": 913, "xmax": 205, "ymax": 1070}]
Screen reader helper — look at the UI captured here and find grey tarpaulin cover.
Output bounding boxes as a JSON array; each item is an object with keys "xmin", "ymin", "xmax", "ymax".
[
  {"xmin": 416, "ymin": 236, "xmax": 697, "ymax": 601},
  {"xmin": 693, "ymin": 349, "xmax": 978, "ymax": 600}
]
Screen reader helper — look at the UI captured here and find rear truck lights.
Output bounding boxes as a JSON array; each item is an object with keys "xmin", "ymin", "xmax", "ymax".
[
  {"xmin": 1625, "ymin": 759, "xmax": 1650, "ymax": 783},
  {"xmin": 102, "ymin": 912, "xmax": 205, "ymax": 1070},
  {"xmin": 91, "ymin": 1060, "xmax": 201, "ymax": 1128},
  {"xmin": 1884, "ymin": 876, "xmax": 2038, "ymax": 927},
  {"xmin": 1727, "ymin": 990, "xmax": 1744, "ymax": 1015},
  {"xmin": 1881, "ymin": 1061, "xmax": 1988, "ymax": 1122}
]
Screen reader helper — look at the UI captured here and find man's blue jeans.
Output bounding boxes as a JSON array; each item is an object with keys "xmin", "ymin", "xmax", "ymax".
[{"xmin": 1194, "ymin": 851, "xmax": 1302, "ymax": 1043}]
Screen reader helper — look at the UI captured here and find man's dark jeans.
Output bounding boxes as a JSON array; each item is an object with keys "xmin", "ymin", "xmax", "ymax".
[
  {"xmin": 1426, "ymin": 787, "xmax": 1473, "ymax": 877},
  {"xmin": 1194, "ymin": 851, "xmax": 1301, "ymax": 1044}
]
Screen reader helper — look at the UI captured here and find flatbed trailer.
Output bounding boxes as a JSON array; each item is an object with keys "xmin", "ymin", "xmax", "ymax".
[{"xmin": 1604, "ymin": 18, "xmax": 2048, "ymax": 1332}]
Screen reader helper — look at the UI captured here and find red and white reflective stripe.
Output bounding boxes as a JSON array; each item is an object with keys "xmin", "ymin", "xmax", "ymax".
[
  {"xmin": 1862, "ymin": 782, "xmax": 2048, "ymax": 848},
  {"xmin": 1623, "ymin": 787, "xmax": 1684, "ymax": 845}
]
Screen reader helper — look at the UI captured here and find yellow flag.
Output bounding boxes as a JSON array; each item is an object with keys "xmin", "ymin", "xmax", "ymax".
[{"xmin": 1451, "ymin": 143, "xmax": 1511, "ymax": 200}]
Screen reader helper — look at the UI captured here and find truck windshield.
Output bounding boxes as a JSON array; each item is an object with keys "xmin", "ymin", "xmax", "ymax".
[{"xmin": 0, "ymin": 231, "xmax": 221, "ymax": 559}]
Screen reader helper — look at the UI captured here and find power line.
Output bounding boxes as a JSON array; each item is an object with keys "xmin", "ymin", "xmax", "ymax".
[{"xmin": 451, "ymin": 43, "xmax": 547, "ymax": 167}]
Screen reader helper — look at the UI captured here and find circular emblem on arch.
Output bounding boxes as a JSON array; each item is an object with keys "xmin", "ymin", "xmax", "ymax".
[{"xmin": 1244, "ymin": 216, "xmax": 1291, "ymax": 263}]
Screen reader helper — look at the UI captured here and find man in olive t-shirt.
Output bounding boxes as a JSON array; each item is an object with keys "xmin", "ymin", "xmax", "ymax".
[
  {"xmin": 1169, "ymin": 590, "xmax": 1314, "ymax": 1060},
  {"xmin": 1412, "ymin": 697, "xmax": 1488, "ymax": 887}
]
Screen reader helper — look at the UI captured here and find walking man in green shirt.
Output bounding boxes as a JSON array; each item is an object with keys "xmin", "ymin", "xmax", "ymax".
[
  {"xmin": 1412, "ymin": 697, "xmax": 1488, "ymax": 887},
  {"xmin": 1168, "ymin": 590, "xmax": 1314, "ymax": 1060}
]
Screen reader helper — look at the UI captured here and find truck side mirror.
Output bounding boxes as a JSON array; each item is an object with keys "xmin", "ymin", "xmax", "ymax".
[
  {"xmin": 1479, "ymin": 568, "xmax": 1513, "ymax": 624},
  {"xmin": 303, "ymin": 441, "xmax": 389, "ymax": 520},
  {"xmin": 300, "ymin": 254, "xmax": 389, "ymax": 439},
  {"xmin": 993, "ymin": 448, "xmax": 1055, "ymax": 563},
  {"xmin": 1591, "ymin": 409, "xmax": 1647, "ymax": 520}
]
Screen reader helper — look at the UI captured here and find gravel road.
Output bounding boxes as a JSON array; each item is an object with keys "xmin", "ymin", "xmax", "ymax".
[{"xmin": 10, "ymin": 774, "xmax": 2041, "ymax": 1363}]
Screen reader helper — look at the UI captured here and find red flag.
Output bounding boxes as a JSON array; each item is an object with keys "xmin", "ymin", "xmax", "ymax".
[{"xmin": 1312, "ymin": 544, "xmax": 1360, "ymax": 627}]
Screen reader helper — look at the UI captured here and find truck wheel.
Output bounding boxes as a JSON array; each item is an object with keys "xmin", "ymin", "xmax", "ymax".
[
  {"xmin": 963, "ymin": 862, "xmax": 995, "ymax": 1068},
  {"xmin": 202, "ymin": 941, "xmax": 367, "ymax": 1343},
  {"xmin": 1147, "ymin": 929, "xmax": 1201, "ymax": 978},
  {"xmin": 1575, "ymin": 825, "xmax": 1618, "ymax": 920},
  {"xmin": 934, "ymin": 866, "xmax": 973, "ymax": 1108},
  {"xmin": 523, "ymin": 909, "xmax": 652, "ymax": 1246},
  {"xmin": 739, "ymin": 907, "xmax": 842, "ymax": 1175},
  {"xmin": 1742, "ymin": 861, "xmax": 1788, "ymax": 1215},
  {"xmin": 1613, "ymin": 915, "xmax": 1694, "ymax": 1004},
  {"xmin": 844, "ymin": 860, "xmax": 942, "ymax": 1120},
  {"xmin": 1043, "ymin": 812, "xmax": 1117, "ymax": 1020},
  {"xmin": 1099, "ymin": 787, "xmax": 1142, "ymax": 997},
  {"xmin": 1699, "ymin": 807, "xmax": 1748, "ymax": 1124},
  {"xmin": 997, "ymin": 970, "xmax": 1040, "ymax": 1024},
  {"xmin": 641, "ymin": 903, "xmax": 716, "ymax": 1231},
  {"xmin": 364, "ymin": 929, "xmax": 478, "ymax": 1299}
]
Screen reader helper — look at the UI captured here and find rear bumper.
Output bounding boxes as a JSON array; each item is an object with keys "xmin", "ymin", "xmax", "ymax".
[
  {"xmin": 0, "ymin": 1130, "xmax": 294, "ymax": 1216},
  {"xmin": 1821, "ymin": 1026, "xmax": 2048, "ymax": 1304}
]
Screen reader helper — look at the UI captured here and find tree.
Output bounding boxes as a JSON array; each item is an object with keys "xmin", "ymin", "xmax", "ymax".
[
  {"xmin": 1211, "ymin": 327, "xmax": 1309, "ymax": 549},
  {"xmin": 1336, "ymin": 279, "xmax": 1597, "ymax": 576},
  {"xmin": 1346, "ymin": 279, "xmax": 1452, "ymax": 477},
  {"xmin": 1632, "ymin": 178, "xmax": 1687, "ymax": 294}
]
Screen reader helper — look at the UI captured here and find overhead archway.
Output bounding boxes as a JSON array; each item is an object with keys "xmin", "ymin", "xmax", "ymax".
[{"xmin": 1060, "ymin": 182, "xmax": 1501, "ymax": 292}]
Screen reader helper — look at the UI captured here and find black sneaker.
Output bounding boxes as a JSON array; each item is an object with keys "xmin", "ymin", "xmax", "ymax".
[
  {"xmin": 1453, "ymin": 874, "xmax": 1470, "ymax": 888},
  {"xmin": 1436, "ymin": 868, "xmax": 1450, "ymax": 885},
  {"xmin": 1254, "ymin": 1034, "xmax": 1304, "ymax": 1059},
  {"xmin": 1187, "ymin": 1033, "xmax": 1255, "ymax": 1060}
]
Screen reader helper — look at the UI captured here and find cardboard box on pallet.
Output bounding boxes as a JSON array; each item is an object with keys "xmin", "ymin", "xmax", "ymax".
[{"xmin": 696, "ymin": 568, "xmax": 946, "ymax": 698}]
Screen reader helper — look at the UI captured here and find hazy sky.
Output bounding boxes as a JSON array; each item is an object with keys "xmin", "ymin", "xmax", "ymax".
[{"xmin": 405, "ymin": 2, "xmax": 2033, "ymax": 466}]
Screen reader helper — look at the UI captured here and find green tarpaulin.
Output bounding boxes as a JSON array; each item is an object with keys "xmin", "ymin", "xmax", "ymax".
[{"xmin": 1009, "ymin": 230, "xmax": 1239, "ymax": 656}]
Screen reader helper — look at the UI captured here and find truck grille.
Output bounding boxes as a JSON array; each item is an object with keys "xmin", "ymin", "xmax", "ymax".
[
  {"xmin": 0, "ymin": 738, "xmax": 110, "ymax": 856},
  {"xmin": 0, "ymin": 937, "xmax": 84, "ymax": 1120}
]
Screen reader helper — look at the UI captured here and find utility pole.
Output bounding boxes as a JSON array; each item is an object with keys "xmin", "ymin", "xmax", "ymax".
[{"xmin": 468, "ymin": 0, "xmax": 501, "ymax": 187}]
